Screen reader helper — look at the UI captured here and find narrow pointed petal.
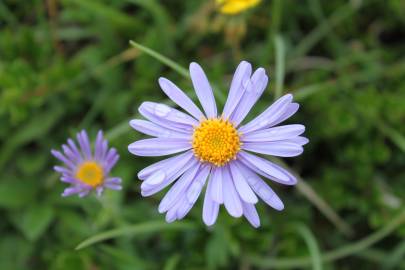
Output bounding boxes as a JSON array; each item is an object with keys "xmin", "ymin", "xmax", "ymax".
[
  {"xmin": 158, "ymin": 164, "xmax": 200, "ymax": 213},
  {"xmin": 236, "ymin": 161, "xmax": 284, "ymax": 210},
  {"xmin": 222, "ymin": 61, "xmax": 252, "ymax": 119},
  {"xmin": 230, "ymin": 68, "xmax": 268, "ymax": 126},
  {"xmin": 242, "ymin": 142, "xmax": 303, "ymax": 157},
  {"xmin": 242, "ymin": 203, "xmax": 261, "ymax": 228},
  {"xmin": 242, "ymin": 124, "xmax": 305, "ymax": 142},
  {"xmin": 271, "ymin": 103, "xmax": 300, "ymax": 127},
  {"xmin": 138, "ymin": 151, "xmax": 193, "ymax": 180},
  {"xmin": 139, "ymin": 102, "xmax": 198, "ymax": 127},
  {"xmin": 141, "ymin": 158, "xmax": 198, "ymax": 197},
  {"xmin": 210, "ymin": 166, "xmax": 223, "ymax": 203},
  {"xmin": 139, "ymin": 102, "xmax": 194, "ymax": 134},
  {"xmin": 189, "ymin": 62, "xmax": 217, "ymax": 118},
  {"xmin": 176, "ymin": 165, "xmax": 210, "ymax": 219},
  {"xmin": 238, "ymin": 94, "xmax": 293, "ymax": 134},
  {"xmin": 203, "ymin": 179, "xmax": 220, "ymax": 226},
  {"xmin": 238, "ymin": 151, "xmax": 297, "ymax": 185},
  {"xmin": 129, "ymin": 119, "xmax": 191, "ymax": 139},
  {"xmin": 77, "ymin": 130, "xmax": 92, "ymax": 159},
  {"xmin": 222, "ymin": 166, "xmax": 243, "ymax": 217},
  {"xmin": 159, "ymin": 77, "xmax": 205, "ymax": 120},
  {"xmin": 128, "ymin": 138, "xmax": 191, "ymax": 156},
  {"xmin": 229, "ymin": 162, "xmax": 258, "ymax": 204}
]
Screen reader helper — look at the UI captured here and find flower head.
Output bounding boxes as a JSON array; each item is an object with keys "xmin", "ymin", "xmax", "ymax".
[
  {"xmin": 216, "ymin": 0, "xmax": 262, "ymax": 14},
  {"xmin": 128, "ymin": 61, "xmax": 308, "ymax": 227},
  {"xmin": 52, "ymin": 130, "xmax": 122, "ymax": 197}
]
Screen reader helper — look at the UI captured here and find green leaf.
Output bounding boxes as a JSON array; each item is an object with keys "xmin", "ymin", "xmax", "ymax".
[
  {"xmin": 76, "ymin": 221, "xmax": 196, "ymax": 250},
  {"xmin": 0, "ymin": 179, "xmax": 37, "ymax": 209},
  {"xmin": 11, "ymin": 204, "xmax": 54, "ymax": 241}
]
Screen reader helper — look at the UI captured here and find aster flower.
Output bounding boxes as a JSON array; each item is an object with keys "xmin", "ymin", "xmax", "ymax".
[
  {"xmin": 52, "ymin": 130, "xmax": 122, "ymax": 197},
  {"xmin": 128, "ymin": 61, "xmax": 308, "ymax": 227},
  {"xmin": 216, "ymin": 0, "xmax": 262, "ymax": 14}
]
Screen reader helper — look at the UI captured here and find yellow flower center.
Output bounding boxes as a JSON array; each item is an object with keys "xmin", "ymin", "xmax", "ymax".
[
  {"xmin": 192, "ymin": 118, "xmax": 241, "ymax": 166},
  {"xmin": 75, "ymin": 161, "xmax": 104, "ymax": 187}
]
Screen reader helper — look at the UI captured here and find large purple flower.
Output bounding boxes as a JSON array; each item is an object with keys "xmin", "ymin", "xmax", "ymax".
[
  {"xmin": 52, "ymin": 130, "xmax": 122, "ymax": 197},
  {"xmin": 128, "ymin": 61, "xmax": 308, "ymax": 227}
]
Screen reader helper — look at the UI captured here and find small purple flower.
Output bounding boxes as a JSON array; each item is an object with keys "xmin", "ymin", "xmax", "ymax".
[
  {"xmin": 52, "ymin": 130, "xmax": 122, "ymax": 197},
  {"xmin": 128, "ymin": 61, "xmax": 308, "ymax": 227}
]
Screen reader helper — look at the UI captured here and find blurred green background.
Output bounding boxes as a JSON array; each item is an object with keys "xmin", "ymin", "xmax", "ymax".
[{"xmin": 1, "ymin": 0, "xmax": 405, "ymax": 269}]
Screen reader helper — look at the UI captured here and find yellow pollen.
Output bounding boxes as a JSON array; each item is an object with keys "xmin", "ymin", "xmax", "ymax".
[
  {"xmin": 192, "ymin": 118, "xmax": 241, "ymax": 166},
  {"xmin": 75, "ymin": 161, "xmax": 104, "ymax": 187}
]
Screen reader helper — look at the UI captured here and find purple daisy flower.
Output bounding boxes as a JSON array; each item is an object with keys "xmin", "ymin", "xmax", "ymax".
[
  {"xmin": 128, "ymin": 61, "xmax": 308, "ymax": 227},
  {"xmin": 52, "ymin": 130, "xmax": 122, "ymax": 197}
]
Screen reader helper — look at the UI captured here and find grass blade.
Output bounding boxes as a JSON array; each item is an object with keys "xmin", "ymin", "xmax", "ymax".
[
  {"xmin": 129, "ymin": 40, "xmax": 189, "ymax": 78},
  {"xmin": 248, "ymin": 209, "xmax": 405, "ymax": 268},
  {"xmin": 75, "ymin": 221, "xmax": 195, "ymax": 250},
  {"xmin": 295, "ymin": 223, "xmax": 323, "ymax": 270},
  {"xmin": 274, "ymin": 34, "xmax": 286, "ymax": 99}
]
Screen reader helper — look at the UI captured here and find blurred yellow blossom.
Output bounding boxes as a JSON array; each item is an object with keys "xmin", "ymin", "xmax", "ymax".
[{"xmin": 216, "ymin": 0, "xmax": 262, "ymax": 14}]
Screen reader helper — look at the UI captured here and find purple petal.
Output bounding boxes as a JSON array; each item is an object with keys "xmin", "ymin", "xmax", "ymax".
[
  {"xmin": 236, "ymin": 161, "xmax": 284, "ymax": 210},
  {"xmin": 189, "ymin": 62, "xmax": 217, "ymax": 118},
  {"xmin": 230, "ymin": 68, "xmax": 268, "ymax": 126},
  {"xmin": 271, "ymin": 103, "xmax": 300, "ymax": 127},
  {"xmin": 60, "ymin": 176, "xmax": 78, "ymax": 184},
  {"xmin": 285, "ymin": 136, "xmax": 309, "ymax": 146},
  {"xmin": 104, "ymin": 183, "xmax": 122, "ymax": 190},
  {"xmin": 67, "ymin": 138, "xmax": 83, "ymax": 163},
  {"xmin": 128, "ymin": 138, "xmax": 191, "ymax": 156},
  {"xmin": 210, "ymin": 166, "xmax": 223, "ymax": 203},
  {"xmin": 158, "ymin": 163, "xmax": 201, "ymax": 213},
  {"xmin": 139, "ymin": 102, "xmax": 195, "ymax": 133},
  {"xmin": 51, "ymin": 150, "xmax": 75, "ymax": 169},
  {"xmin": 238, "ymin": 94, "xmax": 293, "ymax": 134},
  {"xmin": 94, "ymin": 131, "xmax": 104, "ymax": 161},
  {"xmin": 238, "ymin": 151, "xmax": 297, "ymax": 185},
  {"xmin": 129, "ymin": 119, "xmax": 191, "ymax": 139},
  {"xmin": 61, "ymin": 186, "xmax": 83, "ymax": 197},
  {"xmin": 141, "ymin": 156, "xmax": 198, "ymax": 197},
  {"xmin": 242, "ymin": 142, "xmax": 303, "ymax": 157},
  {"xmin": 141, "ymin": 101, "xmax": 198, "ymax": 126},
  {"xmin": 77, "ymin": 130, "xmax": 92, "ymax": 160},
  {"xmin": 158, "ymin": 77, "xmax": 205, "ymax": 120},
  {"xmin": 104, "ymin": 148, "xmax": 119, "ymax": 173},
  {"xmin": 62, "ymin": 144, "xmax": 80, "ymax": 164},
  {"xmin": 138, "ymin": 151, "xmax": 193, "ymax": 180},
  {"xmin": 222, "ymin": 166, "xmax": 243, "ymax": 217},
  {"xmin": 203, "ymin": 178, "xmax": 220, "ymax": 226},
  {"xmin": 105, "ymin": 177, "xmax": 122, "ymax": 185},
  {"xmin": 242, "ymin": 124, "xmax": 305, "ymax": 142},
  {"xmin": 229, "ymin": 162, "xmax": 258, "ymax": 204},
  {"xmin": 176, "ymin": 165, "xmax": 210, "ymax": 219},
  {"xmin": 242, "ymin": 202, "xmax": 261, "ymax": 228},
  {"xmin": 96, "ymin": 186, "xmax": 104, "ymax": 197},
  {"xmin": 165, "ymin": 206, "xmax": 178, "ymax": 223},
  {"xmin": 222, "ymin": 61, "xmax": 252, "ymax": 119},
  {"xmin": 53, "ymin": 165, "xmax": 70, "ymax": 175}
]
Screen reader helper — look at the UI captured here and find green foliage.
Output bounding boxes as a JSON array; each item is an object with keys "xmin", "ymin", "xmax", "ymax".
[{"xmin": 0, "ymin": 0, "xmax": 404, "ymax": 269}]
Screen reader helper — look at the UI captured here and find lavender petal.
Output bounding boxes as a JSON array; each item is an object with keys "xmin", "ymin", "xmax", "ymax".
[{"xmin": 189, "ymin": 62, "xmax": 217, "ymax": 118}]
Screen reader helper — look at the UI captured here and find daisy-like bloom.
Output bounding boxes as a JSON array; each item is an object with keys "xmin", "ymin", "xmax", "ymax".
[
  {"xmin": 216, "ymin": 0, "xmax": 262, "ymax": 14},
  {"xmin": 52, "ymin": 130, "xmax": 122, "ymax": 197},
  {"xmin": 128, "ymin": 61, "xmax": 308, "ymax": 227}
]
